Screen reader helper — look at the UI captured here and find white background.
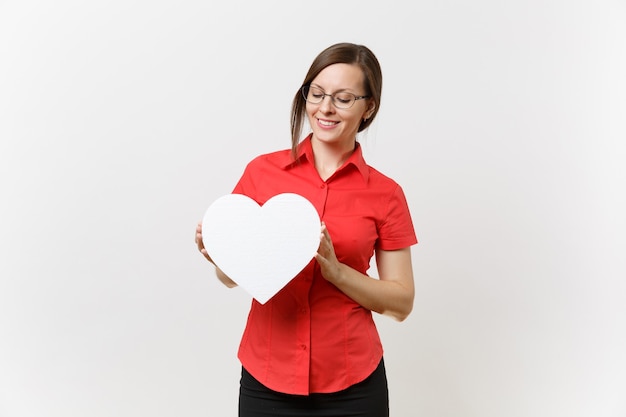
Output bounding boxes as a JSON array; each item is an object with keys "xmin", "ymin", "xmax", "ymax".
[{"xmin": 1, "ymin": 1, "xmax": 625, "ymax": 416}]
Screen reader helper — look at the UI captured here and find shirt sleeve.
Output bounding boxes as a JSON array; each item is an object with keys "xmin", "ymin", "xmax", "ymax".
[
  {"xmin": 377, "ymin": 184, "xmax": 418, "ymax": 251},
  {"xmin": 231, "ymin": 158, "xmax": 258, "ymax": 200}
]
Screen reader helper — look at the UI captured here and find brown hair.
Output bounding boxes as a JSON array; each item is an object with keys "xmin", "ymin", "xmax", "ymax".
[{"xmin": 290, "ymin": 43, "xmax": 383, "ymax": 158}]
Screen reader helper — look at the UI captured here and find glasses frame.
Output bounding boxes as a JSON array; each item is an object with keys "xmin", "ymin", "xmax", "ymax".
[{"xmin": 301, "ymin": 85, "xmax": 370, "ymax": 109}]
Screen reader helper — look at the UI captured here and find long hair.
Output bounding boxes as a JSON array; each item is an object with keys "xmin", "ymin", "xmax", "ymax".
[{"xmin": 290, "ymin": 43, "xmax": 383, "ymax": 158}]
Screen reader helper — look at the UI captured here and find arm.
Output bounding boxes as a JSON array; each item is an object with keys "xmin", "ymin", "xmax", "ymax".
[
  {"xmin": 195, "ymin": 222, "xmax": 238, "ymax": 288},
  {"xmin": 315, "ymin": 223, "xmax": 415, "ymax": 321}
]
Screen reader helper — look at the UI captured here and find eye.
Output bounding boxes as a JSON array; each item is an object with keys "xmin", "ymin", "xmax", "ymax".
[
  {"xmin": 309, "ymin": 87, "xmax": 325, "ymax": 99},
  {"xmin": 334, "ymin": 93, "xmax": 353, "ymax": 104}
]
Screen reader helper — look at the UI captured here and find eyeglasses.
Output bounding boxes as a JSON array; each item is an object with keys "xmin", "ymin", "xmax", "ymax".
[{"xmin": 301, "ymin": 85, "xmax": 370, "ymax": 109}]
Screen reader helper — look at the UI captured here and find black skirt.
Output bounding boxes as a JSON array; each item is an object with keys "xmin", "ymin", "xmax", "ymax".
[{"xmin": 239, "ymin": 358, "xmax": 389, "ymax": 417}]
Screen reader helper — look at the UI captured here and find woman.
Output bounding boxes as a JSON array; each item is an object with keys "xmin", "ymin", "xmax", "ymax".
[{"xmin": 195, "ymin": 42, "xmax": 417, "ymax": 417}]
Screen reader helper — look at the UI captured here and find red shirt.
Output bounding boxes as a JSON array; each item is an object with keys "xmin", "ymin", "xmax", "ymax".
[{"xmin": 232, "ymin": 135, "xmax": 417, "ymax": 395}]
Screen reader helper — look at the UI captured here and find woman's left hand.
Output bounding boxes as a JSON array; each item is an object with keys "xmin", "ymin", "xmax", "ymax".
[
  {"xmin": 315, "ymin": 222, "xmax": 344, "ymax": 284},
  {"xmin": 314, "ymin": 222, "xmax": 415, "ymax": 321}
]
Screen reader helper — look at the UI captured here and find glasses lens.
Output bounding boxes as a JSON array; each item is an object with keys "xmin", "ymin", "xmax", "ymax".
[
  {"xmin": 332, "ymin": 92, "xmax": 355, "ymax": 109},
  {"xmin": 301, "ymin": 86, "xmax": 357, "ymax": 109},
  {"xmin": 305, "ymin": 86, "xmax": 324, "ymax": 104}
]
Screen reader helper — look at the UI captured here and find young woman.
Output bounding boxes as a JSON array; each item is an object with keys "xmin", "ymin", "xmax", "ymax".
[{"xmin": 196, "ymin": 42, "xmax": 417, "ymax": 417}]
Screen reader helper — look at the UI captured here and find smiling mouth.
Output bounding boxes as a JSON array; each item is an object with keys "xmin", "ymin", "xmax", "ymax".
[{"xmin": 318, "ymin": 119, "xmax": 339, "ymax": 127}]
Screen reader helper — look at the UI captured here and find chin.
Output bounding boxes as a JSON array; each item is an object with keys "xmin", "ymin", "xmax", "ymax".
[{"xmin": 313, "ymin": 132, "xmax": 342, "ymax": 144}]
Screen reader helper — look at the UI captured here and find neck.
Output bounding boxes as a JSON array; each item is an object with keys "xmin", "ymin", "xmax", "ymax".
[{"xmin": 311, "ymin": 137, "xmax": 356, "ymax": 181}]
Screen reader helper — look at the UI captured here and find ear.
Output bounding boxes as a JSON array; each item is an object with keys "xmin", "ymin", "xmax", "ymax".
[{"xmin": 364, "ymin": 101, "xmax": 376, "ymax": 120}]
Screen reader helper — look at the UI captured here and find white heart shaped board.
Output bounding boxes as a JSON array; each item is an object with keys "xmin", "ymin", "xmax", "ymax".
[{"xmin": 201, "ymin": 193, "xmax": 320, "ymax": 304}]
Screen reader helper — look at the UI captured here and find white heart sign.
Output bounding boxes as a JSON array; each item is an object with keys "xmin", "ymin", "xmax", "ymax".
[{"xmin": 201, "ymin": 193, "xmax": 321, "ymax": 304}]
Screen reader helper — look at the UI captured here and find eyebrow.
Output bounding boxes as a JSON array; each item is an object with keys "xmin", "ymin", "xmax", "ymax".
[{"xmin": 309, "ymin": 83, "xmax": 356, "ymax": 94}]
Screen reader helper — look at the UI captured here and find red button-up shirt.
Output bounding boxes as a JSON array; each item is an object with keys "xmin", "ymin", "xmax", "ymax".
[{"xmin": 232, "ymin": 136, "xmax": 417, "ymax": 395}]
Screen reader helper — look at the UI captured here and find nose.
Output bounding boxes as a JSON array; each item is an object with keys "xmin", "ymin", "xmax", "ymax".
[{"xmin": 319, "ymin": 95, "xmax": 335, "ymax": 113}]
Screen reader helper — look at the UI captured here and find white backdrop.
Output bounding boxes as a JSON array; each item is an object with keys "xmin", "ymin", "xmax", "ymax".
[{"xmin": 1, "ymin": 1, "xmax": 625, "ymax": 416}]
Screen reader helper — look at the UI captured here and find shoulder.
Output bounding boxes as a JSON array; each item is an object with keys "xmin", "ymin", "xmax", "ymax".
[
  {"xmin": 365, "ymin": 164, "xmax": 402, "ymax": 191},
  {"xmin": 233, "ymin": 147, "xmax": 292, "ymax": 196},
  {"xmin": 244, "ymin": 148, "xmax": 292, "ymax": 171}
]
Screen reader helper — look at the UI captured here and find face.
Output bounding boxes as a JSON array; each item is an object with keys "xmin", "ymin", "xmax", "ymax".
[{"xmin": 306, "ymin": 63, "xmax": 374, "ymax": 150}]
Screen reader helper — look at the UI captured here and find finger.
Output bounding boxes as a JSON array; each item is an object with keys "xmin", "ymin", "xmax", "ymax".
[
  {"xmin": 320, "ymin": 222, "xmax": 333, "ymax": 242},
  {"xmin": 196, "ymin": 235, "xmax": 205, "ymax": 251},
  {"xmin": 197, "ymin": 221, "xmax": 207, "ymax": 243},
  {"xmin": 314, "ymin": 252, "xmax": 328, "ymax": 266},
  {"xmin": 319, "ymin": 229, "xmax": 333, "ymax": 253}
]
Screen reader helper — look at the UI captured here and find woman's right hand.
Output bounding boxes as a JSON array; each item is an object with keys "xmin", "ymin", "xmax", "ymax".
[
  {"xmin": 195, "ymin": 222, "xmax": 214, "ymax": 264},
  {"xmin": 195, "ymin": 221, "xmax": 238, "ymax": 288}
]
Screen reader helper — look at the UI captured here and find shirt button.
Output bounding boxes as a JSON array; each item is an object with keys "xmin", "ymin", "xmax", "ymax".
[
  {"xmin": 320, "ymin": 183, "xmax": 326, "ymax": 189},
  {"xmin": 301, "ymin": 344, "xmax": 307, "ymax": 350}
]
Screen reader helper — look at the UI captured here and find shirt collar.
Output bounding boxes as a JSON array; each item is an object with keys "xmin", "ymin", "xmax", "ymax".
[{"xmin": 281, "ymin": 134, "xmax": 370, "ymax": 182}]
